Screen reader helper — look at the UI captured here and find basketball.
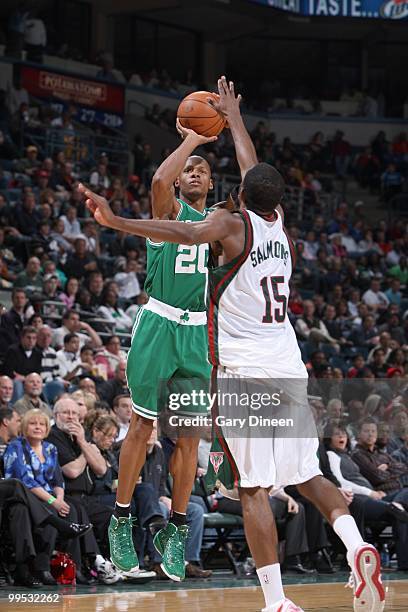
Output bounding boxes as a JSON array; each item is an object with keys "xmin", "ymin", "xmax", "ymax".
[{"xmin": 177, "ymin": 91, "xmax": 226, "ymax": 137}]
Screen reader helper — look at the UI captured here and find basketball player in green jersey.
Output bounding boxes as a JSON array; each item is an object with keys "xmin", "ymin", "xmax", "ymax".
[{"xmin": 84, "ymin": 122, "xmax": 219, "ymax": 581}]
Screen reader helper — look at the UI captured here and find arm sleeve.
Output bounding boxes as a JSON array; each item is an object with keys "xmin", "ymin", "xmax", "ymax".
[
  {"xmin": 4, "ymin": 442, "xmax": 41, "ymax": 490},
  {"xmin": 295, "ymin": 319, "xmax": 310, "ymax": 339},
  {"xmin": 352, "ymin": 451, "xmax": 389, "ymax": 487},
  {"xmin": 327, "ymin": 451, "xmax": 372, "ymax": 496}
]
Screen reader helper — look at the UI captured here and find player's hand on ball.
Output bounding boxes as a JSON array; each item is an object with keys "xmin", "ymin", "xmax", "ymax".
[
  {"xmin": 78, "ymin": 183, "xmax": 116, "ymax": 228},
  {"xmin": 176, "ymin": 118, "xmax": 218, "ymax": 145},
  {"xmin": 209, "ymin": 75, "xmax": 242, "ymax": 121}
]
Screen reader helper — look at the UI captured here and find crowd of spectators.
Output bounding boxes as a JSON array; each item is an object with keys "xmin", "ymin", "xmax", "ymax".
[{"xmin": 0, "ymin": 71, "xmax": 407, "ymax": 588}]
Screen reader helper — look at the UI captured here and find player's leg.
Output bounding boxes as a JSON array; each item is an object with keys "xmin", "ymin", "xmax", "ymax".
[
  {"xmin": 298, "ymin": 476, "xmax": 385, "ymax": 611},
  {"xmin": 240, "ymin": 487, "xmax": 293, "ymax": 612},
  {"xmin": 115, "ymin": 413, "xmax": 154, "ymax": 506},
  {"xmin": 109, "ymin": 310, "xmax": 175, "ymax": 572},
  {"xmin": 154, "ymin": 323, "xmax": 210, "ymax": 580}
]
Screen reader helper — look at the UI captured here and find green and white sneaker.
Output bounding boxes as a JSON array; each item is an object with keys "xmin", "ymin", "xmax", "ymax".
[
  {"xmin": 108, "ymin": 515, "xmax": 139, "ymax": 572},
  {"xmin": 153, "ymin": 522, "xmax": 188, "ymax": 581}
]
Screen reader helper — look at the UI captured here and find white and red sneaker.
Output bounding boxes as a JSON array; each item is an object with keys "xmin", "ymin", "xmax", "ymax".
[
  {"xmin": 262, "ymin": 599, "xmax": 304, "ymax": 612},
  {"xmin": 347, "ymin": 543, "xmax": 385, "ymax": 612}
]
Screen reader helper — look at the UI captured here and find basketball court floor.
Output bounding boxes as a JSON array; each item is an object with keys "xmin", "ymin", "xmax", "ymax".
[{"xmin": 0, "ymin": 572, "xmax": 407, "ymax": 611}]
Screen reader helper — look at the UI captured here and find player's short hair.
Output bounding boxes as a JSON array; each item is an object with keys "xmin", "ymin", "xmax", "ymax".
[{"xmin": 243, "ymin": 163, "xmax": 285, "ymax": 214}]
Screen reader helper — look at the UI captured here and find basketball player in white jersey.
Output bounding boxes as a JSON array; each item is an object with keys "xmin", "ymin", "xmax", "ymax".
[{"xmin": 81, "ymin": 78, "xmax": 385, "ymax": 612}]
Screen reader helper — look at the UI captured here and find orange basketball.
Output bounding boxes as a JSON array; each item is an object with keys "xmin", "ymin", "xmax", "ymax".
[{"xmin": 177, "ymin": 91, "xmax": 226, "ymax": 137}]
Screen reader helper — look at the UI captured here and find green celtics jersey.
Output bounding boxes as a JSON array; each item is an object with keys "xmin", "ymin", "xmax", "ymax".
[{"xmin": 144, "ymin": 199, "xmax": 209, "ymax": 311}]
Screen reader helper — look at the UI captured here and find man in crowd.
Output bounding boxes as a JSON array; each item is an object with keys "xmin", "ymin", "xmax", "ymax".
[
  {"xmin": 98, "ymin": 362, "xmax": 128, "ymax": 406},
  {"xmin": 112, "ymin": 394, "xmax": 132, "ymax": 442},
  {"xmin": 47, "ymin": 397, "xmax": 121, "ymax": 584},
  {"xmin": 12, "ymin": 372, "xmax": 52, "ymax": 418},
  {"xmin": 0, "ymin": 376, "xmax": 14, "ymax": 409},
  {"xmin": 52, "ymin": 310, "xmax": 102, "ymax": 350},
  {"xmin": 1, "ymin": 326, "xmax": 42, "ymax": 380},
  {"xmin": 0, "ymin": 288, "xmax": 30, "ymax": 351},
  {"xmin": 0, "ymin": 407, "xmax": 21, "ymax": 452}
]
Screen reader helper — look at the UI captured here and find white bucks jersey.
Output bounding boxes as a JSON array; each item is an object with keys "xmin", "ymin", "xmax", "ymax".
[{"xmin": 208, "ymin": 209, "xmax": 307, "ymax": 378}]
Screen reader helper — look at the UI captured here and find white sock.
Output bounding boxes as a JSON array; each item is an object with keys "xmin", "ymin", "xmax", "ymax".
[
  {"xmin": 256, "ymin": 563, "xmax": 285, "ymax": 609},
  {"xmin": 116, "ymin": 501, "xmax": 130, "ymax": 507},
  {"xmin": 333, "ymin": 514, "xmax": 364, "ymax": 558},
  {"xmin": 95, "ymin": 554, "xmax": 105, "ymax": 568}
]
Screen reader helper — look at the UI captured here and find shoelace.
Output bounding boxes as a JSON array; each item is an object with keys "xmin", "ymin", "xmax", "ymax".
[
  {"xmin": 112, "ymin": 519, "xmax": 137, "ymax": 558},
  {"xmin": 167, "ymin": 530, "xmax": 187, "ymax": 566}
]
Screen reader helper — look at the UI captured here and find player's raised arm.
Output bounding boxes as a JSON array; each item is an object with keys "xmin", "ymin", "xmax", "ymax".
[
  {"xmin": 151, "ymin": 122, "xmax": 217, "ymax": 220},
  {"xmin": 211, "ymin": 76, "xmax": 257, "ymax": 179},
  {"xmin": 79, "ymin": 184, "xmax": 241, "ymax": 246}
]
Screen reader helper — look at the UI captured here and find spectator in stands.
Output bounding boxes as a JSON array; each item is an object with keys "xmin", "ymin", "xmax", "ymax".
[
  {"xmin": 0, "ymin": 288, "xmax": 31, "ymax": 353},
  {"xmin": 352, "ymin": 418, "xmax": 408, "ymax": 495},
  {"xmin": 369, "ymin": 348, "xmax": 388, "ymax": 378},
  {"xmin": 16, "ymin": 146, "xmax": 41, "ymax": 178},
  {"xmin": 52, "ymin": 309, "xmax": 102, "ymax": 350},
  {"xmin": 1, "ymin": 326, "xmax": 42, "ymax": 380},
  {"xmin": 81, "ymin": 220, "xmax": 100, "ymax": 256},
  {"xmin": 58, "ymin": 277, "xmax": 79, "ymax": 309},
  {"xmin": 362, "ymin": 278, "xmax": 389, "ymax": 312},
  {"xmin": 385, "ymin": 278, "xmax": 402, "ymax": 307},
  {"xmin": 95, "ymin": 335, "xmax": 127, "ymax": 380},
  {"xmin": 391, "ymin": 425, "xmax": 408, "ymax": 467},
  {"xmin": 349, "ymin": 315, "xmax": 379, "ymax": 347},
  {"xmin": 389, "ymin": 255, "xmax": 407, "ymax": 285},
  {"xmin": 47, "ymin": 398, "xmax": 121, "ymax": 584},
  {"xmin": 387, "ymin": 409, "xmax": 408, "ymax": 454},
  {"xmin": 90, "ymin": 163, "xmax": 111, "ymax": 190},
  {"xmin": 87, "ymin": 271, "xmax": 104, "ymax": 306},
  {"xmin": 295, "ymin": 300, "xmax": 340, "ymax": 350},
  {"xmin": 112, "ymin": 394, "xmax": 132, "ymax": 442},
  {"xmin": 78, "ymin": 377, "xmax": 98, "ymax": 397},
  {"xmin": 50, "ymin": 218, "xmax": 74, "ymax": 255},
  {"xmin": 3, "ymin": 408, "xmax": 86, "ymax": 584},
  {"xmin": 97, "ymin": 284, "xmax": 133, "ymax": 333},
  {"xmin": 56, "ymin": 333, "xmax": 86, "ymax": 382},
  {"xmin": 36, "ymin": 325, "xmax": 66, "ymax": 401},
  {"xmin": 13, "ymin": 372, "xmax": 51, "ymax": 419},
  {"xmin": 381, "ymin": 163, "xmax": 403, "ymax": 202},
  {"xmin": 64, "ymin": 236, "xmax": 98, "ymax": 280},
  {"xmin": 332, "ymin": 131, "xmax": 351, "ymax": 178},
  {"xmin": 14, "ymin": 256, "xmax": 42, "ymax": 294},
  {"xmin": 60, "ymin": 206, "xmax": 81, "ymax": 241},
  {"xmin": 98, "ymin": 361, "xmax": 128, "ymax": 407},
  {"xmin": 0, "ymin": 376, "xmax": 14, "ymax": 410},
  {"xmin": 114, "ymin": 257, "xmax": 141, "ymax": 301},
  {"xmin": 324, "ymin": 421, "xmax": 408, "ymax": 570},
  {"xmin": 0, "ymin": 407, "xmax": 21, "ymax": 448}
]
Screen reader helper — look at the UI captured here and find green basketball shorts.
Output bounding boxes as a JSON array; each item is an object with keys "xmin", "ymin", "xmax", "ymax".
[{"xmin": 126, "ymin": 298, "xmax": 211, "ymax": 420}]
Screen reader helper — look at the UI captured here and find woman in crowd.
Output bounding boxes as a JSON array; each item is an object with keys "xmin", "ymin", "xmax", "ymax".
[
  {"xmin": 97, "ymin": 284, "xmax": 133, "ymax": 333},
  {"xmin": 59, "ymin": 277, "xmax": 79, "ymax": 309},
  {"xmin": 95, "ymin": 334, "xmax": 127, "ymax": 379},
  {"xmin": 3, "ymin": 409, "xmax": 92, "ymax": 583}
]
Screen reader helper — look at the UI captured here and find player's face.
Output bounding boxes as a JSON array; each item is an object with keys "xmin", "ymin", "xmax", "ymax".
[{"xmin": 177, "ymin": 159, "xmax": 212, "ymax": 200}]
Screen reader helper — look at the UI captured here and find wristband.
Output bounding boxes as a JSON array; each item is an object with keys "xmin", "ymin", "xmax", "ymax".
[{"xmin": 47, "ymin": 496, "xmax": 56, "ymax": 505}]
